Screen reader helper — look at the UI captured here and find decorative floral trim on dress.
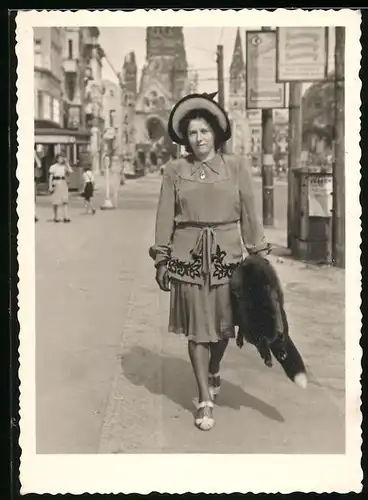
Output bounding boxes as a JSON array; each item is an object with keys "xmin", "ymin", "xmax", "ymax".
[
  {"xmin": 168, "ymin": 253, "xmax": 203, "ymax": 279},
  {"xmin": 168, "ymin": 245, "xmax": 238, "ymax": 281},
  {"xmin": 213, "ymin": 245, "xmax": 239, "ymax": 280}
]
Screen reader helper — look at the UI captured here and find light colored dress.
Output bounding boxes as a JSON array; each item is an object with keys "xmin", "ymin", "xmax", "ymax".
[
  {"xmin": 149, "ymin": 153, "xmax": 269, "ymax": 344},
  {"xmin": 49, "ymin": 162, "xmax": 73, "ymax": 206}
]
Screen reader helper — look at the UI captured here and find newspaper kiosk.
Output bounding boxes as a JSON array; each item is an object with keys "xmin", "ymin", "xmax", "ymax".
[{"xmin": 291, "ymin": 170, "xmax": 333, "ymax": 263}]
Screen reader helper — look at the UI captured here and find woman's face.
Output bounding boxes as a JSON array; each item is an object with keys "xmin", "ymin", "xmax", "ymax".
[{"xmin": 187, "ymin": 118, "xmax": 215, "ymax": 158}]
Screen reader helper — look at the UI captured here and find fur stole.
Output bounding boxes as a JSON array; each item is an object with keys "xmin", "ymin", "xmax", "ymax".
[{"xmin": 230, "ymin": 255, "xmax": 307, "ymax": 387}]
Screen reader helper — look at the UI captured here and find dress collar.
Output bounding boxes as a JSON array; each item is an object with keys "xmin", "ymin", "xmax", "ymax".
[{"xmin": 188, "ymin": 153, "xmax": 223, "ymax": 176}]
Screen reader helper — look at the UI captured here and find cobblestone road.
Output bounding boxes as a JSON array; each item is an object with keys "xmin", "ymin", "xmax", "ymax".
[{"xmin": 36, "ymin": 173, "xmax": 345, "ymax": 454}]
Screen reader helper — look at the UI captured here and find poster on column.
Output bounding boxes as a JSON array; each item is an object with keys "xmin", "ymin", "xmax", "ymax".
[
  {"xmin": 246, "ymin": 31, "xmax": 286, "ymax": 109},
  {"xmin": 308, "ymin": 175, "xmax": 333, "ymax": 217},
  {"xmin": 276, "ymin": 27, "xmax": 328, "ymax": 82}
]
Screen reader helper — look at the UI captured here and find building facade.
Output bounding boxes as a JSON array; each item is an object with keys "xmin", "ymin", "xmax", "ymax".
[
  {"xmin": 121, "ymin": 52, "xmax": 138, "ymax": 176},
  {"xmin": 228, "ymin": 28, "xmax": 250, "ymax": 156},
  {"xmin": 81, "ymin": 27, "xmax": 105, "ymax": 175},
  {"xmin": 102, "ymin": 80, "xmax": 122, "ymax": 158},
  {"xmin": 34, "ymin": 27, "xmax": 64, "ymax": 129},
  {"xmin": 34, "ymin": 27, "xmax": 90, "ymax": 189},
  {"xmin": 133, "ymin": 26, "xmax": 188, "ymax": 166},
  {"xmin": 34, "ymin": 27, "xmax": 107, "ymax": 187}
]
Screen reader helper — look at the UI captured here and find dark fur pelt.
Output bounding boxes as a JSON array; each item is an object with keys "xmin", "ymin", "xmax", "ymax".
[{"xmin": 230, "ymin": 255, "xmax": 306, "ymax": 383}]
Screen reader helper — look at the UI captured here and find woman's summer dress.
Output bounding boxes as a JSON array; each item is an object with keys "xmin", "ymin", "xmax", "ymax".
[
  {"xmin": 149, "ymin": 153, "xmax": 268, "ymax": 344},
  {"xmin": 49, "ymin": 162, "xmax": 73, "ymax": 206}
]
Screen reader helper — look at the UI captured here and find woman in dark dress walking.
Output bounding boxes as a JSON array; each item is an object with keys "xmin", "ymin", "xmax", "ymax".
[
  {"xmin": 149, "ymin": 93, "xmax": 270, "ymax": 431},
  {"xmin": 82, "ymin": 166, "xmax": 96, "ymax": 215}
]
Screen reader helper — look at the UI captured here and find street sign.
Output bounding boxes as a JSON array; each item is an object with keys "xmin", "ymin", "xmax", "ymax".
[
  {"xmin": 246, "ymin": 31, "xmax": 286, "ymax": 109},
  {"xmin": 276, "ymin": 27, "xmax": 328, "ymax": 82}
]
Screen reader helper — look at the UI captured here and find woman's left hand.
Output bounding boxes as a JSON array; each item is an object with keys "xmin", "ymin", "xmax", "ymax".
[{"xmin": 156, "ymin": 265, "xmax": 170, "ymax": 292}]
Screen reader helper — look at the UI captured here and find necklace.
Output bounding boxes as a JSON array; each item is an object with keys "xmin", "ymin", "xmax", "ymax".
[{"xmin": 199, "ymin": 164, "xmax": 206, "ymax": 180}]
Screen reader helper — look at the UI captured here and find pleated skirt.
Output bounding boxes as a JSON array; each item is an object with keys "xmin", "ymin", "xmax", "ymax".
[{"xmin": 169, "ymin": 277, "xmax": 236, "ymax": 344}]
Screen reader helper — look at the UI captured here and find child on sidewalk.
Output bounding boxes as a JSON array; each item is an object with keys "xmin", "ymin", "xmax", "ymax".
[{"xmin": 82, "ymin": 166, "xmax": 96, "ymax": 215}]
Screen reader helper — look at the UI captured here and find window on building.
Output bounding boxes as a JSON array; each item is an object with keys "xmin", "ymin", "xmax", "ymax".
[
  {"xmin": 110, "ymin": 90, "xmax": 114, "ymax": 97},
  {"xmin": 66, "ymin": 74, "xmax": 75, "ymax": 102},
  {"xmin": 52, "ymin": 98, "xmax": 60, "ymax": 125},
  {"xmin": 34, "ymin": 39, "xmax": 42, "ymax": 67},
  {"xmin": 68, "ymin": 39, "xmax": 73, "ymax": 60},
  {"xmin": 43, "ymin": 94, "xmax": 51, "ymax": 120},
  {"xmin": 109, "ymin": 110, "xmax": 116, "ymax": 128},
  {"xmin": 37, "ymin": 91, "xmax": 43, "ymax": 119}
]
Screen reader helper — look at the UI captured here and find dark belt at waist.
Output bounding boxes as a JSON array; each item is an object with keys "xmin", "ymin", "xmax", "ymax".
[
  {"xmin": 53, "ymin": 176, "xmax": 65, "ymax": 180},
  {"xmin": 175, "ymin": 220, "xmax": 239, "ymax": 229}
]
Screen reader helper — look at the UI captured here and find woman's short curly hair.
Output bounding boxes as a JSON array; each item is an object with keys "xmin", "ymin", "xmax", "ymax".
[{"xmin": 178, "ymin": 108, "xmax": 226, "ymax": 154}]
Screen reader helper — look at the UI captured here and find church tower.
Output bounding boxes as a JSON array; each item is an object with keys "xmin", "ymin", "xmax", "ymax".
[
  {"xmin": 228, "ymin": 28, "xmax": 250, "ymax": 156},
  {"xmin": 135, "ymin": 27, "xmax": 188, "ymax": 163}
]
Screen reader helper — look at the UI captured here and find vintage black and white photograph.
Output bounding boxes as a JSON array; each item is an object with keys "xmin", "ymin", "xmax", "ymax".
[{"xmin": 16, "ymin": 9, "xmax": 361, "ymax": 495}]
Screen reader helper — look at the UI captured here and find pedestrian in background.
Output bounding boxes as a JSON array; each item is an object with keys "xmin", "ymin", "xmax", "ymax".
[
  {"xmin": 48, "ymin": 154, "xmax": 73, "ymax": 223},
  {"xmin": 82, "ymin": 166, "xmax": 96, "ymax": 215},
  {"xmin": 149, "ymin": 92, "xmax": 270, "ymax": 431}
]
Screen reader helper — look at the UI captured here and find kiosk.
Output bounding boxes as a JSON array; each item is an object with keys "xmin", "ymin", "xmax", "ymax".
[{"xmin": 291, "ymin": 169, "xmax": 333, "ymax": 263}]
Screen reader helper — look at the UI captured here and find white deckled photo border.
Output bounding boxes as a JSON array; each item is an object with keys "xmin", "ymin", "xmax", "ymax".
[{"xmin": 16, "ymin": 8, "xmax": 362, "ymax": 495}]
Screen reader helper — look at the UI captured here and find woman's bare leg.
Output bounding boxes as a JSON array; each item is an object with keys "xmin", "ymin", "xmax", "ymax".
[
  {"xmin": 53, "ymin": 205, "xmax": 58, "ymax": 221},
  {"xmin": 63, "ymin": 203, "xmax": 70, "ymax": 221},
  {"xmin": 188, "ymin": 341, "xmax": 211, "ymax": 402},
  {"xmin": 209, "ymin": 339, "xmax": 229, "ymax": 375}
]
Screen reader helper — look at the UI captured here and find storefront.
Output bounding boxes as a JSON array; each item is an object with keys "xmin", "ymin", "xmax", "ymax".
[{"xmin": 34, "ymin": 127, "xmax": 91, "ymax": 191}]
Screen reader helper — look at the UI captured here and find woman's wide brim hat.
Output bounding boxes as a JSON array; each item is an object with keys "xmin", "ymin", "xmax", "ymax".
[{"xmin": 168, "ymin": 92, "xmax": 231, "ymax": 146}]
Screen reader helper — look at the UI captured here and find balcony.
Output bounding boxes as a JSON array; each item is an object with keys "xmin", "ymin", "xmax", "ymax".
[{"xmin": 63, "ymin": 59, "xmax": 78, "ymax": 73}]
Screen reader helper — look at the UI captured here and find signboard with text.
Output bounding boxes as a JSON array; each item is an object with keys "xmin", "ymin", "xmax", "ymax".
[
  {"xmin": 277, "ymin": 27, "xmax": 328, "ymax": 82},
  {"xmin": 246, "ymin": 31, "xmax": 286, "ymax": 109},
  {"xmin": 308, "ymin": 175, "xmax": 333, "ymax": 217}
]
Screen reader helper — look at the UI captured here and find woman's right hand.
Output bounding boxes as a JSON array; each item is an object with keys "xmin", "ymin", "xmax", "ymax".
[{"xmin": 156, "ymin": 265, "xmax": 170, "ymax": 292}]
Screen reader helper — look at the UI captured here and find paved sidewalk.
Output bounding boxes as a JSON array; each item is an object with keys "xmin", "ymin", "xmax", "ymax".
[{"xmin": 36, "ymin": 174, "xmax": 345, "ymax": 454}]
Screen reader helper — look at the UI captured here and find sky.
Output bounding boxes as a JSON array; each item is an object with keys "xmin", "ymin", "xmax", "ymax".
[{"xmin": 99, "ymin": 27, "xmax": 336, "ymax": 107}]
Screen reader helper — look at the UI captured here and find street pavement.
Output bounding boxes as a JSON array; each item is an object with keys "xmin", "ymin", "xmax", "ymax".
[{"xmin": 36, "ymin": 172, "xmax": 345, "ymax": 454}]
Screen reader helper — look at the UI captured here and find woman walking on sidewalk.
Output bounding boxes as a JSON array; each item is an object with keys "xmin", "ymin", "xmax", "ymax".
[
  {"xmin": 82, "ymin": 166, "xmax": 96, "ymax": 215},
  {"xmin": 49, "ymin": 154, "xmax": 73, "ymax": 223},
  {"xmin": 149, "ymin": 93, "xmax": 270, "ymax": 431}
]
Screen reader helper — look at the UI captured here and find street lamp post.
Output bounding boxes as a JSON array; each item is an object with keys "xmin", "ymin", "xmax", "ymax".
[{"xmin": 101, "ymin": 137, "xmax": 114, "ymax": 210}]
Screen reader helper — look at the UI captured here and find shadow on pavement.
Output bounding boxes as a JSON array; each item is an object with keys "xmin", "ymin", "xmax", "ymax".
[{"xmin": 120, "ymin": 346, "xmax": 285, "ymax": 423}]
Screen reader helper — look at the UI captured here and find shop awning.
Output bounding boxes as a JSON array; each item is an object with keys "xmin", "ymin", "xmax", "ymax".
[{"xmin": 35, "ymin": 127, "xmax": 91, "ymax": 144}]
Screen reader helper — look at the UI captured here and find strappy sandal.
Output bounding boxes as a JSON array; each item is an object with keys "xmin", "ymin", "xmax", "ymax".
[
  {"xmin": 195, "ymin": 401, "xmax": 214, "ymax": 431},
  {"xmin": 208, "ymin": 373, "xmax": 221, "ymax": 400}
]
